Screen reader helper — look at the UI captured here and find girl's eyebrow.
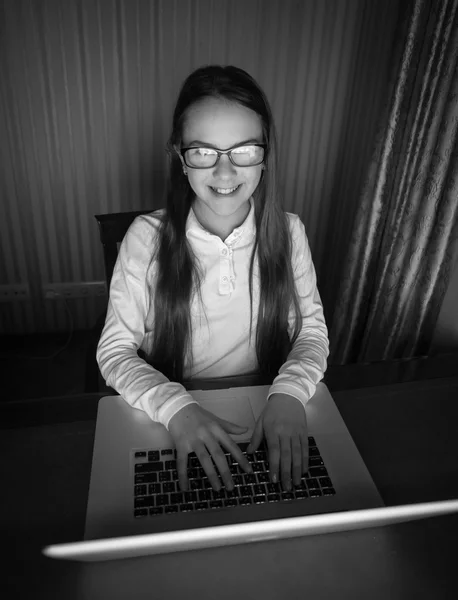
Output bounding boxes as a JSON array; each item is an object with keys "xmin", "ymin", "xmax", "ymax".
[{"xmin": 186, "ymin": 138, "xmax": 261, "ymax": 149}]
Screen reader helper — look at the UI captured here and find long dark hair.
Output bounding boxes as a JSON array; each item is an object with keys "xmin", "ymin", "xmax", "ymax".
[{"xmin": 141, "ymin": 65, "xmax": 302, "ymax": 383}]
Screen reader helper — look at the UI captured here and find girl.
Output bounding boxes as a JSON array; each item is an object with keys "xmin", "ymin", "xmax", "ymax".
[{"xmin": 97, "ymin": 65, "xmax": 329, "ymax": 497}]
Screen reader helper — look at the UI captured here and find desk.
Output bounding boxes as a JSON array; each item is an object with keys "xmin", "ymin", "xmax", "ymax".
[{"xmin": 1, "ymin": 369, "xmax": 458, "ymax": 599}]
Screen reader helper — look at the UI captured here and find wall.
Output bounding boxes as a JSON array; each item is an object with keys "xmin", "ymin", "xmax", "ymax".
[{"xmin": 1, "ymin": 0, "xmax": 401, "ymax": 334}]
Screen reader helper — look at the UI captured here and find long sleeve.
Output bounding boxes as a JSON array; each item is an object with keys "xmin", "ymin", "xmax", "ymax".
[
  {"xmin": 267, "ymin": 215, "xmax": 329, "ymax": 407},
  {"xmin": 96, "ymin": 217, "xmax": 199, "ymax": 430}
]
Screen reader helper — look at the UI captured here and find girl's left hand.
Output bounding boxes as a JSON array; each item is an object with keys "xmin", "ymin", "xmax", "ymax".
[{"xmin": 247, "ymin": 393, "xmax": 309, "ymax": 491}]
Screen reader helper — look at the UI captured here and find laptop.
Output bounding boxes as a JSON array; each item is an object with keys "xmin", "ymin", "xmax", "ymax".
[{"xmin": 42, "ymin": 382, "xmax": 458, "ymax": 561}]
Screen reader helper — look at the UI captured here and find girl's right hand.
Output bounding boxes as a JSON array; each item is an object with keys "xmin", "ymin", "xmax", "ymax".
[{"xmin": 168, "ymin": 403, "xmax": 253, "ymax": 492}]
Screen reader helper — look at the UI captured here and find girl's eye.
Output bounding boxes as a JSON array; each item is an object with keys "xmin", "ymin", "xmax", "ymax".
[
  {"xmin": 193, "ymin": 148, "xmax": 217, "ymax": 157},
  {"xmin": 232, "ymin": 145, "xmax": 256, "ymax": 155}
]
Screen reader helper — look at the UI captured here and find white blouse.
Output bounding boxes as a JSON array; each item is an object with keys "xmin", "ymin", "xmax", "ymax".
[{"xmin": 96, "ymin": 196, "xmax": 329, "ymax": 430}]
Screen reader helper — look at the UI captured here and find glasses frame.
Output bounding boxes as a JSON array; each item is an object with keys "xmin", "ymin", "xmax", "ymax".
[{"xmin": 180, "ymin": 143, "xmax": 267, "ymax": 169}]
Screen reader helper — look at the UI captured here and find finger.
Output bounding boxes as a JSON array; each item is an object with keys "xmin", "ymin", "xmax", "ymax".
[
  {"xmin": 176, "ymin": 447, "xmax": 189, "ymax": 492},
  {"xmin": 300, "ymin": 432, "xmax": 309, "ymax": 475},
  {"xmin": 247, "ymin": 417, "xmax": 263, "ymax": 453},
  {"xmin": 205, "ymin": 440, "xmax": 234, "ymax": 490},
  {"xmin": 195, "ymin": 446, "xmax": 221, "ymax": 491},
  {"xmin": 265, "ymin": 432, "xmax": 280, "ymax": 484},
  {"xmin": 291, "ymin": 436, "xmax": 302, "ymax": 486},
  {"xmin": 280, "ymin": 436, "xmax": 292, "ymax": 491},
  {"xmin": 219, "ymin": 433, "xmax": 253, "ymax": 475}
]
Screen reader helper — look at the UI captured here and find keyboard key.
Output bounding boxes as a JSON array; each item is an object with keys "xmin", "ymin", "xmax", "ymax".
[
  {"xmin": 135, "ymin": 473, "xmax": 157, "ymax": 484},
  {"xmin": 210, "ymin": 500, "xmax": 224, "ymax": 509},
  {"xmin": 165, "ymin": 506, "xmax": 179, "ymax": 514},
  {"xmin": 296, "ymin": 490, "xmax": 309, "ymax": 499},
  {"xmin": 267, "ymin": 494, "xmax": 281, "ymax": 502},
  {"xmin": 189, "ymin": 457, "xmax": 200, "ymax": 468},
  {"xmin": 171, "ymin": 492, "xmax": 183, "ymax": 504},
  {"xmin": 156, "ymin": 494, "xmax": 169, "ymax": 506},
  {"xmin": 224, "ymin": 498, "xmax": 238, "ymax": 507},
  {"xmin": 240, "ymin": 486, "xmax": 253, "ymax": 496},
  {"xmin": 199, "ymin": 490, "xmax": 212, "ymax": 501},
  {"xmin": 244, "ymin": 473, "xmax": 257, "ymax": 484},
  {"xmin": 319, "ymin": 477, "xmax": 333, "ymax": 488},
  {"xmin": 252, "ymin": 462, "xmax": 264, "ymax": 472},
  {"xmin": 159, "ymin": 471, "xmax": 171, "ymax": 482},
  {"xmin": 226, "ymin": 487, "xmax": 239, "ymax": 498},
  {"xmin": 281, "ymin": 492, "xmax": 295, "ymax": 501},
  {"xmin": 190, "ymin": 479, "xmax": 203, "ymax": 490},
  {"xmin": 135, "ymin": 496, "xmax": 155, "ymax": 508},
  {"xmin": 147, "ymin": 450, "xmax": 160, "ymax": 461},
  {"xmin": 135, "ymin": 462, "xmax": 163, "ymax": 473},
  {"xmin": 322, "ymin": 487, "xmax": 336, "ymax": 496},
  {"xmin": 212, "ymin": 489, "xmax": 226, "ymax": 500},
  {"xmin": 254, "ymin": 484, "xmax": 266, "ymax": 495},
  {"xmin": 309, "ymin": 489, "xmax": 322, "ymax": 497},
  {"xmin": 134, "ymin": 508, "xmax": 148, "ymax": 518},
  {"xmin": 253, "ymin": 495, "xmax": 267, "ymax": 504},
  {"xmin": 165, "ymin": 460, "xmax": 177, "ymax": 470},
  {"xmin": 163, "ymin": 482, "xmax": 175, "ymax": 493},
  {"xmin": 149, "ymin": 507, "xmax": 163, "ymax": 515},
  {"xmin": 188, "ymin": 468, "xmax": 199, "ymax": 479},
  {"xmin": 255, "ymin": 450, "xmax": 268, "ymax": 461},
  {"xmin": 202, "ymin": 478, "xmax": 212, "ymax": 489},
  {"xmin": 239, "ymin": 497, "xmax": 252, "ymax": 505},
  {"xmin": 257, "ymin": 472, "xmax": 270, "ymax": 483},
  {"xmin": 310, "ymin": 466, "xmax": 328, "ymax": 478},
  {"xmin": 171, "ymin": 470, "xmax": 179, "ymax": 481},
  {"xmin": 180, "ymin": 503, "xmax": 194, "ymax": 512},
  {"xmin": 161, "ymin": 449, "xmax": 174, "ymax": 456},
  {"xmin": 309, "ymin": 457, "xmax": 324, "ymax": 467},
  {"xmin": 308, "ymin": 436, "xmax": 316, "ymax": 445},
  {"xmin": 134, "ymin": 484, "xmax": 147, "ymax": 496},
  {"xmin": 195, "ymin": 502, "xmax": 209, "ymax": 511},
  {"xmin": 309, "ymin": 446, "xmax": 320, "ymax": 457},
  {"xmin": 135, "ymin": 451, "xmax": 146, "ymax": 458},
  {"xmin": 148, "ymin": 483, "xmax": 161, "ymax": 494},
  {"xmin": 184, "ymin": 491, "xmax": 198, "ymax": 502},
  {"xmin": 306, "ymin": 478, "xmax": 320, "ymax": 490},
  {"xmin": 267, "ymin": 482, "xmax": 281, "ymax": 493}
]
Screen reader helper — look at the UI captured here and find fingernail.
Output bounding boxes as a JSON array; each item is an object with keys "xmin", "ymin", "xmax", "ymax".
[{"xmin": 272, "ymin": 474, "xmax": 277, "ymax": 483}]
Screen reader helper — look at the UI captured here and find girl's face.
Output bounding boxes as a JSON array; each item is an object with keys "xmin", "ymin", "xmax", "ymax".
[{"xmin": 176, "ymin": 97, "xmax": 264, "ymax": 230}]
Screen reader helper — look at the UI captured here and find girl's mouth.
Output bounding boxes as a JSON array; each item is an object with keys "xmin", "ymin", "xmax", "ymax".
[{"xmin": 209, "ymin": 184, "xmax": 242, "ymax": 197}]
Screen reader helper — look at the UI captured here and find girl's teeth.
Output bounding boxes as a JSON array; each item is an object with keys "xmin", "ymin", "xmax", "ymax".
[{"xmin": 212, "ymin": 185, "xmax": 239, "ymax": 194}]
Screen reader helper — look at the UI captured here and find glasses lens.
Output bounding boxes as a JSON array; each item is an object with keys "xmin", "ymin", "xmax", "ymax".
[
  {"xmin": 184, "ymin": 145, "xmax": 264, "ymax": 168},
  {"xmin": 185, "ymin": 148, "xmax": 218, "ymax": 168}
]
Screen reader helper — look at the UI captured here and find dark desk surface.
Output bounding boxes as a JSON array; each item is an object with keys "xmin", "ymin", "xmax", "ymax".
[{"xmin": 1, "ymin": 362, "xmax": 458, "ymax": 599}]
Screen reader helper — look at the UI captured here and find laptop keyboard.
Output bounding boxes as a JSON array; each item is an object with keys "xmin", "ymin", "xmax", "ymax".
[{"xmin": 133, "ymin": 438, "xmax": 335, "ymax": 518}]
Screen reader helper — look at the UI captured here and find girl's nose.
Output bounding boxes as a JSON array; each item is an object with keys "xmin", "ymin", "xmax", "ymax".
[{"xmin": 213, "ymin": 154, "xmax": 237, "ymax": 177}]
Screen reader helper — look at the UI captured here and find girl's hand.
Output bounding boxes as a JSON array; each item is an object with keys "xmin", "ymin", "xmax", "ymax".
[
  {"xmin": 168, "ymin": 403, "xmax": 253, "ymax": 492},
  {"xmin": 247, "ymin": 393, "xmax": 309, "ymax": 491}
]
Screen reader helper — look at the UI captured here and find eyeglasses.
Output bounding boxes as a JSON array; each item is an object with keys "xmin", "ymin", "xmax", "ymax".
[{"xmin": 180, "ymin": 143, "xmax": 267, "ymax": 169}]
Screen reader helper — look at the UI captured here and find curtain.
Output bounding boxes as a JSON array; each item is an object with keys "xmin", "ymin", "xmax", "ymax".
[{"xmin": 329, "ymin": 0, "xmax": 458, "ymax": 364}]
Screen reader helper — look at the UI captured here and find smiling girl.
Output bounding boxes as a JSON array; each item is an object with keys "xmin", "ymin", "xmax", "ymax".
[{"xmin": 97, "ymin": 65, "xmax": 329, "ymax": 496}]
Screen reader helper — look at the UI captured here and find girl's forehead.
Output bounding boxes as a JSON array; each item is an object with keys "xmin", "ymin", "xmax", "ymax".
[{"xmin": 183, "ymin": 98, "xmax": 263, "ymax": 145}]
